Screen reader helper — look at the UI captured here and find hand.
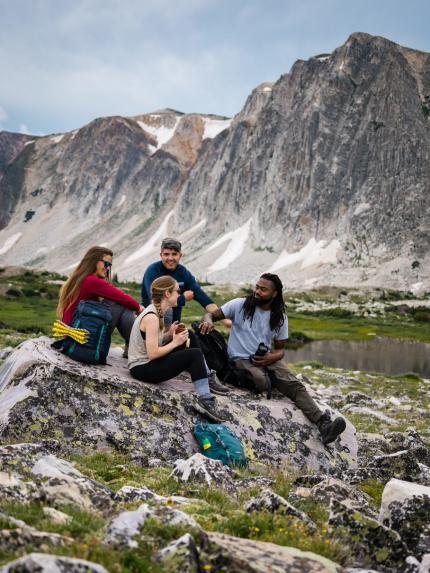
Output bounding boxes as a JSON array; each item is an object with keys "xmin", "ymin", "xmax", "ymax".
[
  {"xmin": 199, "ymin": 320, "xmax": 214, "ymax": 335},
  {"xmin": 138, "ymin": 305, "xmax": 145, "ymax": 314},
  {"xmin": 251, "ymin": 352, "xmax": 279, "ymax": 367},
  {"xmin": 166, "ymin": 321, "xmax": 179, "ymax": 337},
  {"xmin": 183, "ymin": 290, "xmax": 194, "ymax": 301},
  {"xmin": 173, "ymin": 328, "xmax": 189, "ymax": 347}
]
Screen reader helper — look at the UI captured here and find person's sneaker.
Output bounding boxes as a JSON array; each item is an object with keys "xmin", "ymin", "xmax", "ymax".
[
  {"xmin": 194, "ymin": 396, "xmax": 226, "ymax": 423},
  {"xmin": 208, "ymin": 371, "xmax": 230, "ymax": 395},
  {"xmin": 317, "ymin": 413, "xmax": 346, "ymax": 445},
  {"xmin": 122, "ymin": 343, "xmax": 128, "ymax": 359}
]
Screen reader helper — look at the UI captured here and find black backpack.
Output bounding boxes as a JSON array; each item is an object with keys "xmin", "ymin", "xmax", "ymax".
[
  {"xmin": 62, "ymin": 301, "xmax": 112, "ymax": 365},
  {"xmin": 191, "ymin": 322, "xmax": 265, "ymax": 395}
]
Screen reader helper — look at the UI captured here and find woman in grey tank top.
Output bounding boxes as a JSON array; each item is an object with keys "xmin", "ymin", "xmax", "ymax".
[{"xmin": 128, "ymin": 276, "xmax": 224, "ymax": 423}]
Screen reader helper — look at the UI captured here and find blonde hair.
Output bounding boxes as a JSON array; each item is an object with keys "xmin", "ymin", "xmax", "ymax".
[
  {"xmin": 151, "ymin": 276, "xmax": 176, "ymax": 329},
  {"xmin": 57, "ymin": 246, "xmax": 113, "ymax": 319}
]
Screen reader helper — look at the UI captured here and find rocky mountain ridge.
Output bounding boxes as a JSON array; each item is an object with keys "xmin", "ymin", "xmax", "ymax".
[{"xmin": 0, "ymin": 32, "xmax": 429, "ymax": 291}]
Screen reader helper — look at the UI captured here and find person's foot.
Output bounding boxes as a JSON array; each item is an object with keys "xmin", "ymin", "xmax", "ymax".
[
  {"xmin": 317, "ymin": 413, "xmax": 346, "ymax": 445},
  {"xmin": 208, "ymin": 371, "xmax": 230, "ymax": 395},
  {"xmin": 122, "ymin": 343, "xmax": 128, "ymax": 359},
  {"xmin": 194, "ymin": 396, "xmax": 226, "ymax": 423}
]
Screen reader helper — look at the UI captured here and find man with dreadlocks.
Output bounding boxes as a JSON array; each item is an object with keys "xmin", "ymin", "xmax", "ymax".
[{"xmin": 201, "ymin": 273, "xmax": 346, "ymax": 445}]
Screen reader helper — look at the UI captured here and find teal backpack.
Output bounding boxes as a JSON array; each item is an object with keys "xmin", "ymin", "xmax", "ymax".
[{"xmin": 193, "ymin": 422, "xmax": 248, "ymax": 468}]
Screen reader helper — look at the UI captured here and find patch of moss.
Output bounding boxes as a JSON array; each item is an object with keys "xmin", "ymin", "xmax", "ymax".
[{"xmin": 358, "ymin": 481, "xmax": 384, "ymax": 509}]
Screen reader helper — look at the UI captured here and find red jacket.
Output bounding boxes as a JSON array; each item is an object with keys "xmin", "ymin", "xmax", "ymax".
[{"xmin": 63, "ymin": 275, "xmax": 140, "ymax": 325}]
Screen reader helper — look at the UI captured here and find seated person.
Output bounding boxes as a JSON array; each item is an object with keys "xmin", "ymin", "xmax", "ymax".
[
  {"xmin": 58, "ymin": 246, "xmax": 143, "ymax": 344},
  {"xmin": 141, "ymin": 237, "xmax": 230, "ymax": 325},
  {"xmin": 128, "ymin": 275, "xmax": 224, "ymax": 422},
  {"xmin": 201, "ymin": 273, "xmax": 346, "ymax": 445}
]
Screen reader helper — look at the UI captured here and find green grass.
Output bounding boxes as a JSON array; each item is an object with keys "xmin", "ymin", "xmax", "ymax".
[
  {"xmin": 290, "ymin": 363, "xmax": 430, "ymax": 438},
  {"xmin": 71, "ymin": 452, "xmax": 181, "ymax": 494},
  {"xmin": 358, "ymin": 481, "xmax": 385, "ymax": 509},
  {"xmin": 0, "ymin": 501, "xmax": 105, "ymax": 539},
  {"xmin": 287, "ymin": 310, "xmax": 430, "ymax": 343},
  {"xmin": 1, "ymin": 270, "xmax": 430, "ymax": 349},
  {"xmin": 64, "ymin": 452, "xmax": 350, "ymax": 565},
  {"xmin": 0, "ymin": 459, "xmax": 350, "ymax": 569}
]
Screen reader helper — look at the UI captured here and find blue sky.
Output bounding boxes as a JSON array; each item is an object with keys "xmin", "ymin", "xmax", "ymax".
[{"xmin": 1, "ymin": 0, "xmax": 429, "ymax": 135}]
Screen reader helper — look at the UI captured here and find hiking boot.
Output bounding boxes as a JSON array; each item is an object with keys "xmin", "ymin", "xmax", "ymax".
[
  {"xmin": 317, "ymin": 413, "xmax": 346, "ymax": 445},
  {"xmin": 122, "ymin": 343, "xmax": 128, "ymax": 359},
  {"xmin": 194, "ymin": 396, "xmax": 226, "ymax": 423},
  {"xmin": 208, "ymin": 371, "xmax": 230, "ymax": 395}
]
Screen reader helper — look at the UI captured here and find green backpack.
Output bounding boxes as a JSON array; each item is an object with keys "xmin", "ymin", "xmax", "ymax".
[{"xmin": 193, "ymin": 422, "xmax": 248, "ymax": 468}]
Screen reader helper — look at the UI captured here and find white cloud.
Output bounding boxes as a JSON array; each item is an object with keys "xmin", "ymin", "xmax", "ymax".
[{"xmin": 19, "ymin": 124, "xmax": 30, "ymax": 134}]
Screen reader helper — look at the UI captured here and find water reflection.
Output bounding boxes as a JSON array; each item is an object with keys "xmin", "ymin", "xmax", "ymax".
[{"xmin": 285, "ymin": 338, "xmax": 430, "ymax": 377}]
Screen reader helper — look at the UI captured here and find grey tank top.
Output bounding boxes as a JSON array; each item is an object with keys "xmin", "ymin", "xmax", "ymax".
[{"xmin": 128, "ymin": 304, "xmax": 164, "ymax": 369}]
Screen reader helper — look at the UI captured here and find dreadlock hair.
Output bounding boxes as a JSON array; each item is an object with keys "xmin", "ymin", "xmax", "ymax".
[
  {"xmin": 242, "ymin": 273, "xmax": 286, "ymax": 332},
  {"xmin": 151, "ymin": 275, "xmax": 177, "ymax": 329}
]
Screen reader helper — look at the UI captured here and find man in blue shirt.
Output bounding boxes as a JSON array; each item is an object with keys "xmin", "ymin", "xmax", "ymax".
[
  {"xmin": 140, "ymin": 237, "xmax": 230, "ymax": 396},
  {"xmin": 141, "ymin": 237, "xmax": 219, "ymax": 323}
]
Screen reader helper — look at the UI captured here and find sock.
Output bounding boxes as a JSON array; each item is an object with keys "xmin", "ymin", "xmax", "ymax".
[{"xmin": 193, "ymin": 378, "xmax": 212, "ymax": 400}]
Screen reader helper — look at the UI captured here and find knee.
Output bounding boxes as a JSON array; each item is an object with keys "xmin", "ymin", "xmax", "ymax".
[
  {"xmin": 187, "ymin": 347, "xmax": 204, "ymax": 363},
  {"xmin": 248, "ymin": 368, "xmax": 270, "ymax": 392}
]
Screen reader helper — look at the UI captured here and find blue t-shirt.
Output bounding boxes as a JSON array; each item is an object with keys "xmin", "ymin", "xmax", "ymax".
[
  {"xmin": 141, "ymin": 261, "xmax": 214, "ymax": 322},
  {"xmin": 221, "ymin": 298, "xmax": 289, "ymax": 359}
]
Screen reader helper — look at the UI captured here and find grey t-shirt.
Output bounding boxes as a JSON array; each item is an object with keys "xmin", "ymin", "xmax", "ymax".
[{"xmin": 221, "ymin": 298, "xmax": 289, "ymax": 359}]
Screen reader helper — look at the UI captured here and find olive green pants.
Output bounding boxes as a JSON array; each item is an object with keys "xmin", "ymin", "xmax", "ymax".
[{"xmin": 234, "ymin": 359, "xmax": 323, "ymax": 423}]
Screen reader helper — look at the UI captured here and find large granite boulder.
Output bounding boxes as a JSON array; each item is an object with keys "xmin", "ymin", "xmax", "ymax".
[
  {"xmin": 379, "ymin": 479, "xmax": 430, "ymax": 558},
  {"xmin": 0, "ymin": 337, "xmax": 357, "ymax": 472},
  {"xmin": 105, "ymin": 503, "xmax": 201, "ymax": 548},
  {"xmin": 201, "ymin": 532, "xmax": 341, "ymax": 573},
  {"xmin": 0, "ymin": 443, "xmax": 114, "ymax": 512},
  {"xmin": 328, "ymin": 499, "xmax": 408, "ymax": 572},
  {"xmin": 0, "ymin": 553, "xmax": 109, "ymax": 573}
]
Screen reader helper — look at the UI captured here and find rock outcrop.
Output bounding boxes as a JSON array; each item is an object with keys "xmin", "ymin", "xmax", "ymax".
[
  {"xmin": 0, "ymin": 553, "xmax": 110, "ymax": 573},
  {"xmin": 0, "ymin": 337, "xmax": 357, "ymax": 472},
  {"xmin": 1, "ymin": 338, "xmax": 430, "ymax": 571}
]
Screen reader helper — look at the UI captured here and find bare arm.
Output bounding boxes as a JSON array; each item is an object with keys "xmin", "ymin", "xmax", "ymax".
[
  {"xmin": 252, "ymin": 339, "xmax": 287, "ymax": 366},
  {"xmin": 205, "ymin": 303, "xmax": 232, "ymax": 329},
  {"xmin": 200, "ymin": 308, "xmax": 225, "ymax": 334},
  {"xmin": 143, "ymin": 315, "xmax": 188, "ymax": 360}
]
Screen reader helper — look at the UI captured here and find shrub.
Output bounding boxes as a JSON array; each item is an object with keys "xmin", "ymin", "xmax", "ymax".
[
  {"xmin": 5, "ymin": 288, "xmax": 22, "ymax": 297},
  {"xmin": 413, "ymin": 311, "xmax": 430, "ymax": 323},
  {"xmin": 22, "ymin": 288, "xmax": 39, "ymax": 297},
  {"xmin": 286, "ymin": 331, "xmax": 313, "ymax": 349}
]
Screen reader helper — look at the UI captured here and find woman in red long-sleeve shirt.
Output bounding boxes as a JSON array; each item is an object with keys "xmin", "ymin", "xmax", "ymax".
[{"xmin": 58, "ymin": 246, "xmax": 143, "ymax": 346}]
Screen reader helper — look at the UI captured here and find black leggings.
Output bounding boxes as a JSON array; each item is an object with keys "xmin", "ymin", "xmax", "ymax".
[{"xmin": 130, "ymin": 347, "xmax": 207, "ymax": 383}]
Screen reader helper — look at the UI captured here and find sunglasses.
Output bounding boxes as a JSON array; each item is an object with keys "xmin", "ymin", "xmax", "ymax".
[{"xmin": 103, "ymin": 261, "xmax": 112, "ymax": 269}]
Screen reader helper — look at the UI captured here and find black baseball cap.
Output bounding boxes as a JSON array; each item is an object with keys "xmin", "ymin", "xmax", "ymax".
[{"xmin": 161, "ymin": 237, "xmax": 182, "ymax": 252}]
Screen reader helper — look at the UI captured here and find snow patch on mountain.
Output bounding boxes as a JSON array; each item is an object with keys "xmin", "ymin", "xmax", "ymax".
[
  {"xmin": 353, "ymin": 203, "xmax": 371, "ymax": 216},
  {"xmin": 137, "ymin": 116, "xmax": 180, "ymax": 151},
  {"xmin": 50, "ymin": 134, "xmax": 65, "ymax": 144},
  {"xmin": 202, "ymin": 117, "xmax": 232, "ymax": 140},
  {"xmin": 179, "ymin": 218, "xmax": 207, "ymax": 241},
  {"xmin": 269, "ymin": 239, "xmax": 340, "ymax": 271},
  {"xmin": 0, "ymin": 233, "xmax": 22, "ymax": 255},
  {"xmin": 125, "ymin": 210, "xmax": 174, "ymax": 264},
  {"xmin": 207, "ymin": 218, "xmax": 252, "ymax": 273}
]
